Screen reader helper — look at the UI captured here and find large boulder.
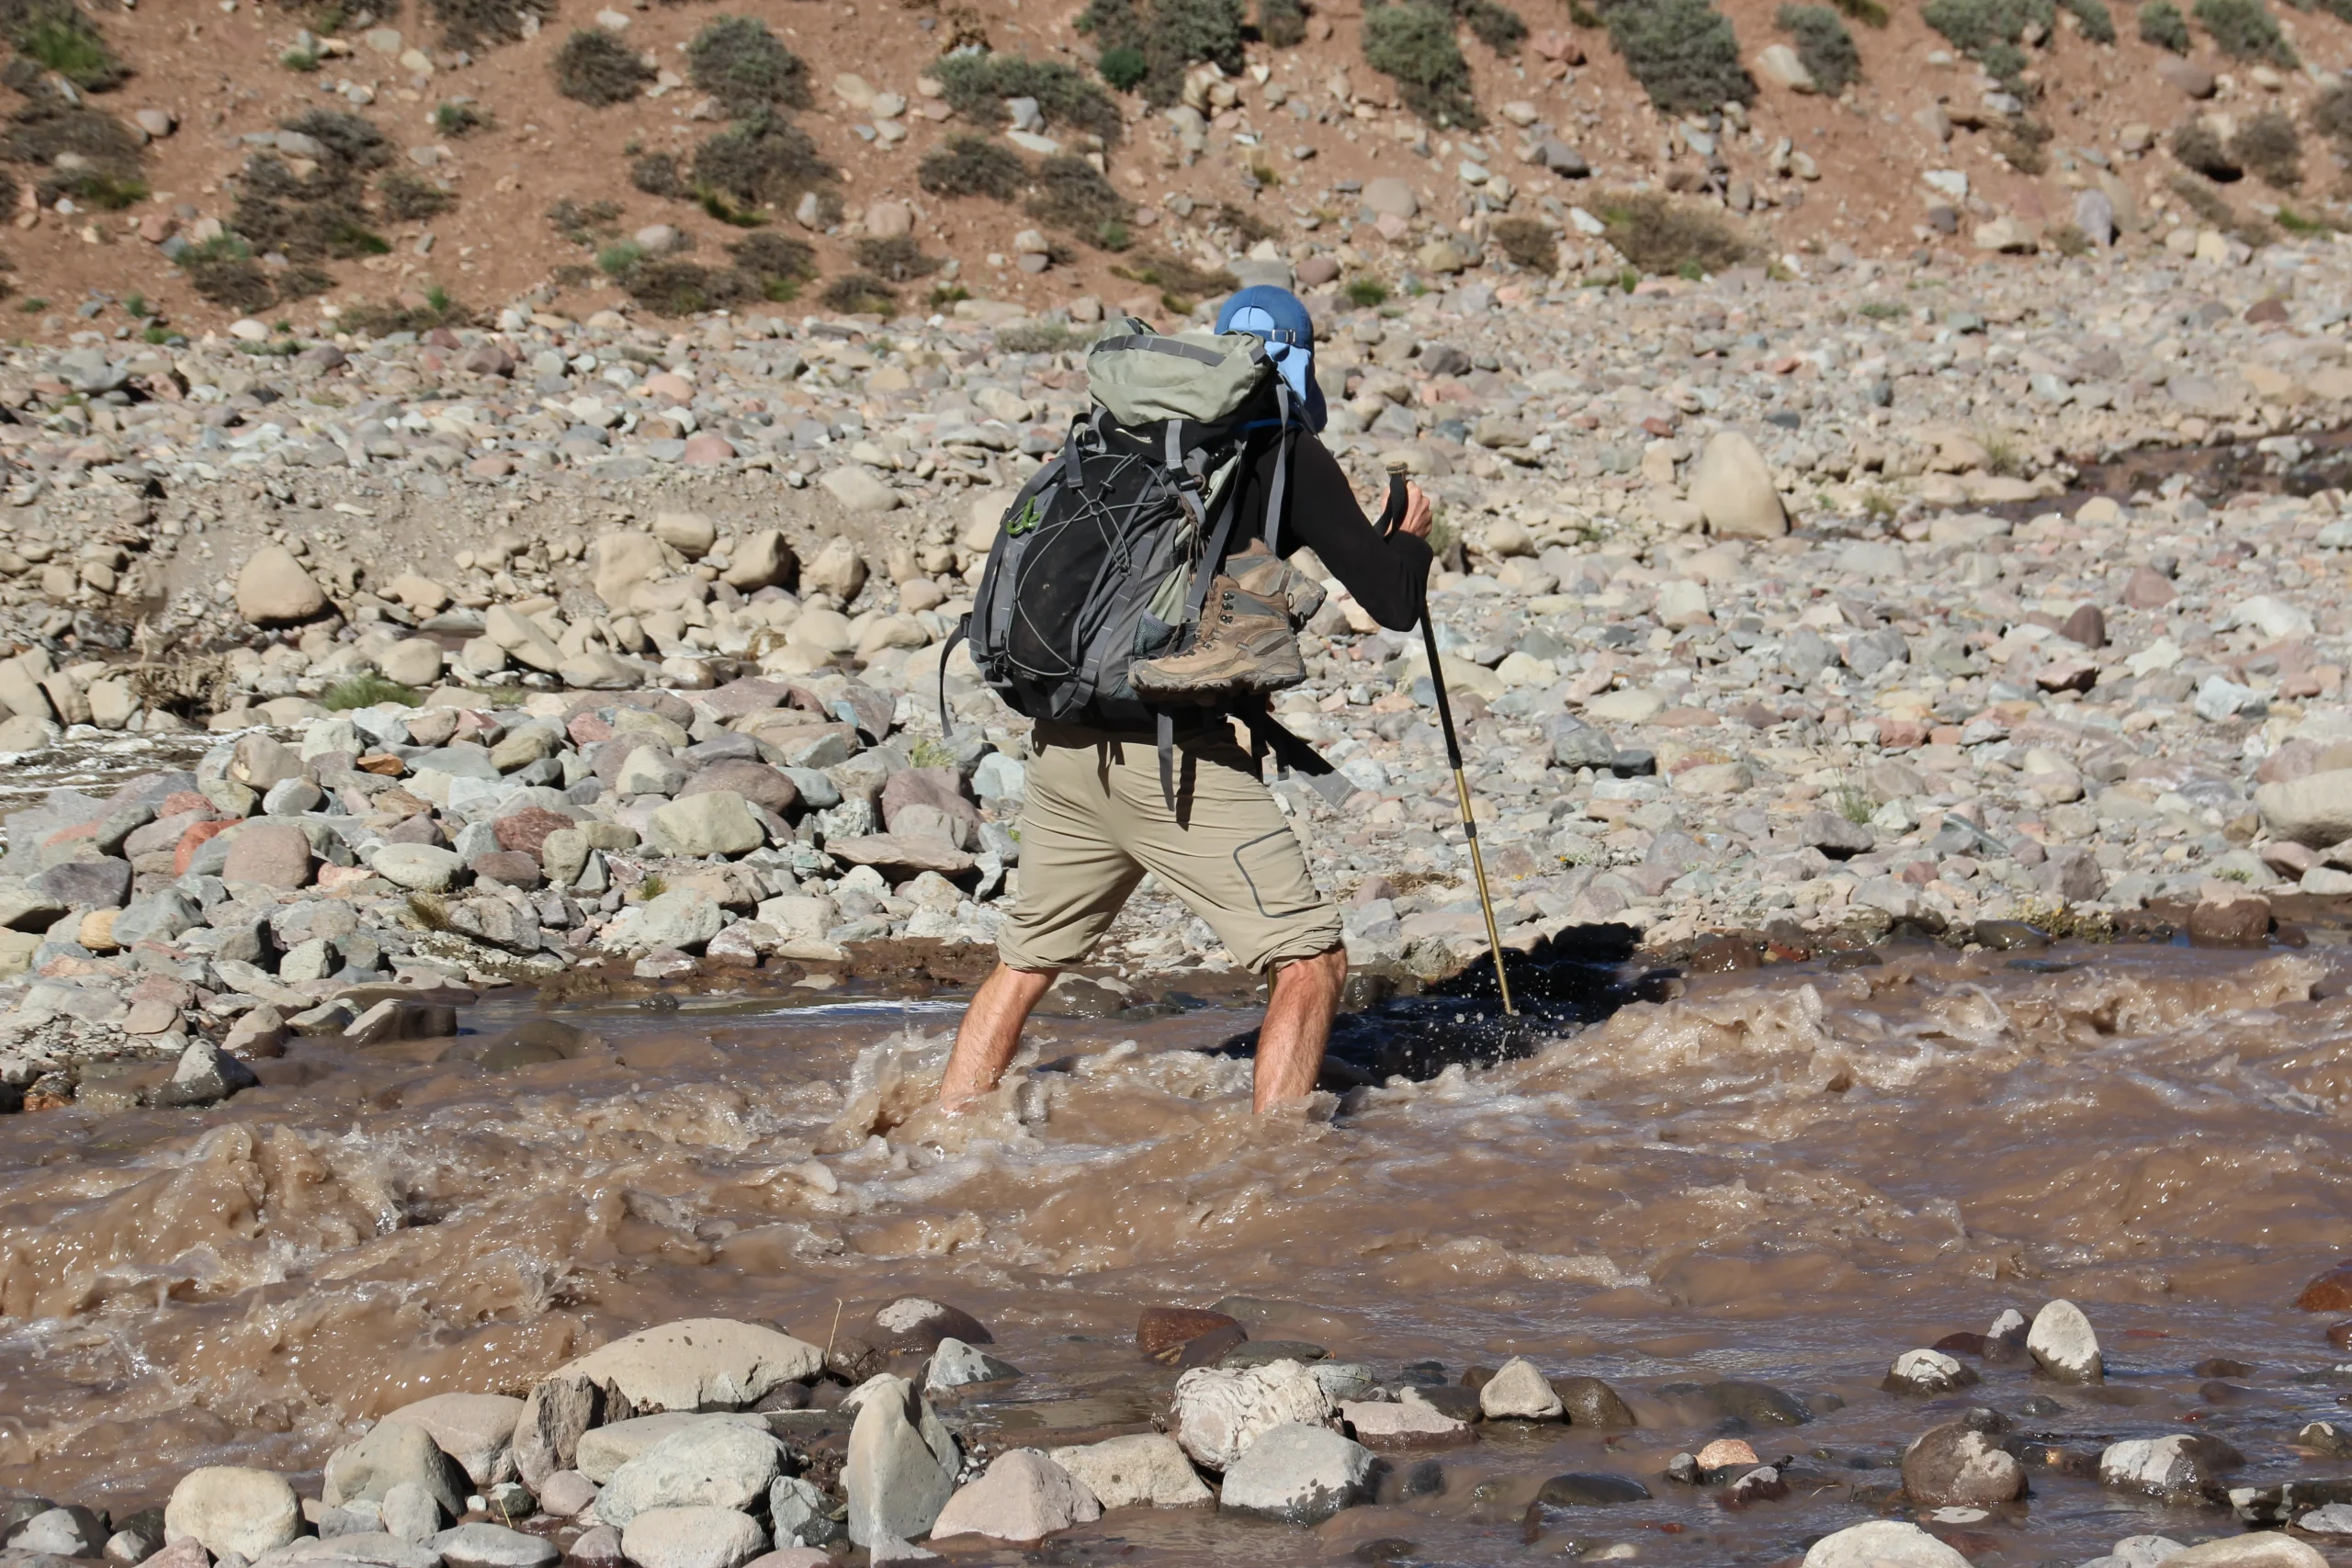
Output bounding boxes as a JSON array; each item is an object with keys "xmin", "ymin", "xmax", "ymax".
[
  {"xmin": 1804, "ymin": 1521, "xmax": 1972, "ymax": 1567},
  {"xmin": 384, "ymin": 1394, "xmax": 526, "ymax": 1488},
  {"xmin": 1689, "ymin": 431, "xmax": 1787, "ymax": 538},
  {"xmin": 1902, "ymin": 1421, "xmax": 2024, "ymax": 1507},
  {"xmin": 1170, "ymin": 1359, "xmax": 1331, "ymax": 1472},
  {"xmin": 2099, "ymin": 1433, "xmax": 2242, "ymax": 1497},
  {"xmin": 322, "ymin": 1421, "xmax": 470, "ymax": 1518},
  {"xmin": 557, "ymin": 1319, "xmax": 824, "ymax": 1414},
  {"xmin": 594, "ymin": 532, "xmax": 669, "ymax": 610},
  {"xmin": 2257, "ymin": 769, "xmax": 2352, "ymax": 848},
  {"xmin": 594, "ymin": 1422, "xmax": 782, "ymax": 1529},
  {"xmin": 1216, "ymin": 1423, "xmax": 1375, "ymax": 1525},
  {"xmin": 802, "ymin": 535, "xmax": 870, "ymax": 598},
  {"xmin": 165, "ymin": 1468, "xmax": 303, "ymax": 1561},
  {"xmin": 843, "ymin": 1376, "xmax": 959, "ymax": 1548},
  {"xmin": 928, "ymin": 1450, "xmax": 1100, "ymax": 1543},
  {"xmin": 723, "ymin": 530, "xmax": 796, "ymax": 591},
  {"xmin": 1478, "ymin": 1357, "xmax": 1563, "ymax": 1420},
  {"xmin": 649, "ymin": 791, "xmax": 764, "ymax": 858},
  {"xmin": 1046, "ymin": 1435, "xmax": 1213, "ymax": 1509},
  {"xmin": 616, "ymin": 1506, "xmax": 766, "ymax": 1568},
  {"xmin": 237, "ymin": 547, "xmax": 329, "ymax": 626}
]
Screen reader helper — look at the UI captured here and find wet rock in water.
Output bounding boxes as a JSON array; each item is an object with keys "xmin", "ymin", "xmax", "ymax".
[
  {"xmin": 1696, "ymin": 1438, "xmax": 1758, "ymax": 1472},
  {"xmin": 1722, "ymin": 1464, "xmax": 1788, "ymax": 1506},
  {"xmin": 576, "ymin": 1416, "xmax": 766, "ymax": 1484},
  {"xmin": 323, "ymin": 1422, "xmax": 470, "ymax": 1518},
  {"xmin": 1661, "ymin": 1380, "xmax": 1810, "ymax": 1427},
  {"xmin": 2164, "ymin": 1539, "xmax": 2328, "ymax": 1567},
  {"xmin": 844, "ymin": 1375, "xmax": 959, "ymax": 1548},
  {"xmin": 15, "ymin": 1509, "xmax": 103, "ymax": 1557},
  {"xmin": 1477, "ymin": 1358, "xmax": 1564, "ymax": 1420},
  {"xmin": 1552, "ymin": 1376, "xmax": 1637, "ymax": 1428},
  {"xmin": 616, "ymin": 1506, "xmax": 767, "ymax": 1568},
  {"xmin": 926, "ymin": 1336, "xmax": 1021, "ymax": 1390},
  {"xmin": 1217, "ymin": 1423, "xmax": 1375, "ymax": 1525},
  {"xmin": 1219, "ymin": 1340, "xmax": 1329, "ymax": 1370},
  {"xmin": 1136, "ymin": 1306, "xmax": 1241, "ymax": 1362},
  {"xmin": 1312, "ymin": 1363, "xmax": 1377, "ymax": 1403},
  {"xmin": 2187, "ymin": 894, "xmax": 2270, "ymax": 946},
  {"xmin": 869, "ymin": 1297, "xmax": 992, "ymax": 1352},
  {"xmin": 2300, "ymin": 1421, "xmax": 2352, "ymax": 1458},
  {"xmin": 1171, "ymin": 1359, "xmax": 1332, "ymax": 1472},
  {"xmin": 2098, "ymin": 1433, "xmax": 2243, "ymax": 1496},
  {"xmin": 2027, "ymin": 1299, "xmax": 2104, "ymax": 1383},
  {"xmin": 513, "ymin": 1377, "xmax": 615, "ymax": 1490},
  {"xmin": 1403, "ymin": 1385, "xmax": 1482, "ymax": 1424},
  {"xmin": 594, "ymin": 1420, "xmax": 782, "ymax": 1528},
  {"xmin": 928, "ymin": 1450, "xmax": 1101, "ymax": 1543},
  {"xmin": 1532, "ymin": 1473, "xmax": 1651, "ymax": 1506},
  {"xmin": 104, "ymin": 1509, "xmax": 164, "ymax": 1566},
  {"xmin": 2294, "ymin": 1262, "xmax": 2352, "ymax": 1312},
  {"xmin": 568, "ymin": 1525, "xmax": 624, "ymax": 1568},
  {"xmin": 2080, "ymin": 1538, "xmax": 2188, "ymax": 1568},
  {"xmin": 537, "ymin": 1472, "xmax": 598, "ymax": 1517},
  {"xmin": 765, "ymin": 1476, "xmax": 842, "ymax": 1550},
  {"xmin": 1340, "ymin": 1398, "xmax": 1474, "ymax": 1450},
  {"xmin": 153, "ymin": 1038, "xmax": 260, "ymax": 1109},
  {"xmin": 1973, "ymin": 919, "xmax": 2049, "ymax": 951},
  {"xmin": 1048, "ymin": 1435, "xmax": 1214, "ymax": 1509},
  {"xmin": 428, "ymin": 1525, "xmax": 559, "ymax": 1568},
  {"xmin": 1902, "ymin": 1421, "xmax": 2026, "ymax": 1507},
  {"xmin": 2299, "ymin": 1503, "xmax": 2352, "ymax": 1534},
  {"xmin": 560, "ymin": 1319, "xmax": 824, "ymax": 1413},
  {"xmin": 1884, "ymin": 1348, "xmax": 1978, "ymax": 1395},
  {"xmin": 1803, "ymin": 1519, "xmax": 1973, "ymax": 1567},
  {"xmin": 378, "ymin": 1483, "xmax": 443, "ymax": 1543},
  {"xmin": 825, "ymin": 1337, "xmax": 887, "ymax": 1385},
  {"xmin": 383, "ymin": 1393, "xmax": 524, "ymax": 1489}
]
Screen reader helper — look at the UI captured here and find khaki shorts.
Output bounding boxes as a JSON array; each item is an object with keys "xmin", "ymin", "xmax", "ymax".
[{"xmin": 997, "ymin": 720, "xmax": 1344, "ymax": 975}]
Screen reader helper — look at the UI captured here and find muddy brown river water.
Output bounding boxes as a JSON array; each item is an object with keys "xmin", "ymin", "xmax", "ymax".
[{"xmin": 6, "ymin": 942, "xmax": 2352, "ymax": 1564}]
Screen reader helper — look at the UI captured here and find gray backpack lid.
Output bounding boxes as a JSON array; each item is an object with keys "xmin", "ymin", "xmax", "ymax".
[{"xmin": 1086, "ymin": 320, "xmax": 1271, "ymax": 427}]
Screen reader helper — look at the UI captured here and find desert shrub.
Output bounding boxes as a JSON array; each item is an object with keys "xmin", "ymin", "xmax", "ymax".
[
  {"xmin": 1455, "ymin": 0, "xmax": 1528, "ymax": 53},
  {"xmin": 631, "ymin": 152, "xmax": 688, "ymax": 197},
  {"xmin": 1027, "ymin": 152, "xmax": 1133, "ymax": 247},
  {"xmin": 379, "ymin": 168, "xmax": 454, "ymax": 220},
  {"xmin": 2313, "ymin": 82, "xmax": 2352, "ymax": 146},
  {"xmin": 1080, "ymin": 0, "xmax": 1245, "ymax": 103},
  {"xmin": 1919, "ymin": 0, "xmax": 2052, "ymax": 80},
  {"xmin": 434, "ymin": 100, "xmax": 485, "ymax": 136},
  {"xmin": 1345, "ymin": 275, "xmax": 1389, "ymax": 307},
  {"xmin": 854, "ymin": 235, "xmax": 944, "ymax": 280},
  {"xmin": 693, "ymin": 109, "xmax": 838, "ymax": 209},
  {"xmin": 687, "ymin": 16, "xmax": 810, "ymax": 113},
  {"xmin": 232, "ymin": 154, "xmax": 387, "ymax": 260},
  {"xmin": 2169, "ymin": 170, "xmax": 2238, "ymax": 223},
  {"xmin": 1260, "ymin": 0, "xmax": 1307, "ymax": 44},
  {"xmin": 548, "ymin": 197, "xmax": 622, "ymax": 245},
  {"xmin": 339, "ymin": 288, "xmax": 474, "ymax": 335},
  {"xmin": 821, "ymin": 273, "xmax": 898, "ymax": 313},
  {"xmin": 2231, "ymin": 106, "xmax": 2301, "ymax": 186},
  {"xmin": 3, "ymin": 0, "xmax": 126, "ymax": 92},
  {"xmin": 2140, "ymin": 0, "xmax": 2192, "ymax": 46},
  {"xmin": 1776, "ymin": 4, "xmax": 1859, "ymax": 93},
  {"xmin": 1490, "ymin": 215, "xmax": 1556, "ymax": 269},
  {"xmin": 282, "ymin": 108, "xmax": 393, "ymax": 171},
  {"xmin": 1111, "ymin": 249, "xmax": 1238, "ymax": 310},
  {"xmin": 933, "ymin": 52, "xmax": 1125, "ymax": 142},
  {"xmin": 625, "ymin": 259, "xmax": 752, "ymax": 315},
  {"xmin": 178, "ymin": 238, "xmax": 271, "ymax": 310},
  {"xmin": 729, "ymin": 231, "xmax": 816, "ymax": 298},
  {"xmin": 920, "ymin": 135, "xmax": 1027, "ymax": 198},
  {"xmin": 6, "ymin": 100, "xmax": 139, "ymax": 170},
  {"xmin": 2062, "ymin": 0, "xmax": 2118, "ymax": 39},
  {"xmin": 555, "ymin": 29, "xmax": 651, "ymax": 105},
  {"xmin": 1098, "ymin": 45, "xmax": 1147, "ymax": 86},
  {"xmin": 1602, "ymin": 0, "xmax": 1754, "ymax": 114},
  {"xmin": 1597, "ymin": 190, "xmax": 1747, "ymax": 274},
  {"xmin": 2173, "ymin": 119, "xmax": 2243, "ymax": 180},
  {"xmin": 1363, "ymin": 1, "xmax": 1481, "ymax": 126},
  {"xmin": 1992, "ymin": 115, "xmax": 2052, "ymax": 173},
  {"xmin": 274, "ymin": 265, "xmax": 333, "ymax": 301},
  {"xmin": 2192, "ymin": 0, "xmax": 2295, "ymax": 62},
  {"xmin": 427, "ymin": 0, "xmax": 551, "ymax": 50},
  {"xmin": 1834, "ymin": 0, "xmax": 1888, "ymax": 21}
]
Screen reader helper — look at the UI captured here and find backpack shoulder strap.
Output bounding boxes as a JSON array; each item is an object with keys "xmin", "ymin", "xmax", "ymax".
[{"xmin": 937, "ymin": 615, "xmax": 968, "ymax": 739}]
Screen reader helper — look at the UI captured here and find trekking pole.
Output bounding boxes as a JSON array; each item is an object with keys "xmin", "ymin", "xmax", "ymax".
[{"xmin": 1381, "ymin": 468, "xmax": 1515, "ymax": 1016}]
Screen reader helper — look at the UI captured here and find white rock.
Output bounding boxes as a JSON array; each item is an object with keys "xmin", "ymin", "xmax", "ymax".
[
  {"xmin": 844, "ymin": 1375, "xmax": 959, "ymax": 1548},
  {"xmin": 1046, "ymin": 1435, "xmax": 1214, "ymax": 1509},
  {"xmin": 1170, "ymin": 1359, "xmax": 1331, "ymax": 1472},
  {"xmin": 1689, "ymin": 431, "xmax": 1788, "ymax": 538},
  {"xmin": 2026, "ymin": 1298, "xmax": 2103, "ymax": 1383},
  {"xmin": 165, "ymin": 1468, "xmax": 304, "ymax": 1561},
  {"xmin": 1216, "ymin": 1423, "xmax": 1374, "ymax": 1525},
  {"xmin": 617, "ymin": 1506, "xmax": 766, "ymax": 1568},
  {"xmin": 594, "ymin": 1420, "xmax": 782, "ymax": 1527},
  {"xmin": 1804, "ymin": 1520, "xmax": 1973, "ymax": 1567},
  {"xmin": 928, "ymin": 1450, "xmax": 1100, "ymax": 1542},
  {"xmin": 558, "ymin": 1319, "xmax": 825, "ymax": 1413},
  {"xmin": 1477, "ymin": 1357, "xmax": 1563, "ymax": 1420}
]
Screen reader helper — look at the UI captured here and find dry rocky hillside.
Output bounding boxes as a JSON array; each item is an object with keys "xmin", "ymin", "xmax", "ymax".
[{"xmin": 4, "ymin": 0, "xmax": 2352, "ymax": 330}]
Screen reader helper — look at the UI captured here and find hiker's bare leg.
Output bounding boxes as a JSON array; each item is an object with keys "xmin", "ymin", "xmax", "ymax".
[
  {"xmin": 940, "ymin": 962, "xmax": 1058, "ymax": 1108},
  {"xmin": 1254, "ymin": 946, "xmax": 1348, "ymax": 1111}
]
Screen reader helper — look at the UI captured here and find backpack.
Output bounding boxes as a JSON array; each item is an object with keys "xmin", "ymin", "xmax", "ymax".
[{"xmin": 944, "ymin": 320, "xmax": 1341, "ymax": 804}]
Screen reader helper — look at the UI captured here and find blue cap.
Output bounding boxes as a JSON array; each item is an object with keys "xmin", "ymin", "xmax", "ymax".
[{"xmin": 1216, "ymin": 285, "xmax": 1326, "ymax": 433}]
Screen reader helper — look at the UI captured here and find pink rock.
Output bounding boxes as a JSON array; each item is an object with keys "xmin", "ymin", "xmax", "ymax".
[
  {"xmin": 469, "ymin": 456, "xmax": 514, "ymax": 479},
  {"xmin": 1697, "ymin": 1438, "xmax": 1758, "ymax": 1469},
  {"xmin": 316, "ymin": 863, "xmax": 376, "ymax": 892},
  {"xmin": 741, "ymin": 1554, "xmax": 831, "ymax": 1568},
  {"xmin": 139, "ymin": 1540, "xmax": 209, "ymax": 1568},
  {"xmin": 929, "ymin": 1450, "xmax": 1100, "ymax": 1543},
  {"xmin": 1339, "ymin": 1399, "xmax": 1474, "ymax": 1450},
  {"xmin": 645, "ymin": 371, "xmax": 694, "ymax": 402},
  {"xmin": 537, "ymin": 1470, "xmax": 598, "ymax": 1517},
  {"xmin": 681, "ymin": 433, "xmax": 736, "ymax": 465},
  {"xmin": 221, "ymin": 822, "xmax": 313, "ymax": 889}
]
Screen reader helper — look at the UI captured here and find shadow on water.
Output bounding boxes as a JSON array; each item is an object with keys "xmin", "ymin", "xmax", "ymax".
[{"xmin": 1211, "ymin": 923, "xmax": 1667, "ymax": 1089}]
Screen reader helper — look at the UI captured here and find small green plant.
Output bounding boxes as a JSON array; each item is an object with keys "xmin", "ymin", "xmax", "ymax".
[
  {"xmin": 548, "ymin": 197, "xmax": 624, "ymax": 246},
  {"xmin": 2049, "ymin": 220, "xmax": 2092, "ymax": 255},
  {"xmin": 1026, "ymin": 153, "xmax": 1134, "ymax": 248},
  {"xmin": 635, "ymin": 873, "xmax": 669, "ymax": 902},
  {"xmin": 2141, "ymin": 0, "xmax": 2193, "ymax": 45},
  {"xmin": 1832, "ymin": 773, "xmax": 1873, "ymax": 824},
  {"xmin": 1981, "ymin": 430, "xmax": 2024, "ymax": 477},
  {"xmin": 996, "ymin": 319, "xmax": 1088, "ymax": 353},
  {"xmin": 919, "ymin": 135, "xmax": 1030, "ymax": 200},
  {"xmin": 1260, "ymin": 0, "xmax": 1308, "ymax": 44},
  {"xmin": 687, "ymin": 15, "xmax": 811, "ymax": 113},
  {"xmin": 1597, "ymin": 191, "xmax": 1747, "ymax": 275},
  {"xmin": 929, "ymin": 282, "xmax": 971, "ymax": 309},
  {"xmin": 2231, "ymin": 107, "xmax": 2301, "ymax": 188},
  {"xmin": 323, "ymin": 673, "xmax": 421, "ymax": 710},
  {"xmin": 1604, "ymin": 0, "xmax": 1754, "ymax": 114},
  {"xmin": 141, "ymin": 324, "xmax": 171, "ymax": 344},
  {"xmin": 1920, "ymin": 0, "xmax": 2052, "ymax": 82},
  {"xmin": 16, "ymin": 297, "xmax": 43, "ymax": 312},
  {"xmin": 596, "ymin": 240, "xmax": 644, "ymax": 276},
  {"xmin": 1362, "ymin": 0, "xmax": 1481, "ymax": 126},
  {"xmin": 1861, "ymin": 486, "xmax": 1899, "ymax": 522},
  {"xmin": 1098, "ymin": 43, "xmax": 1148, "ymax": 87},
  {"xmin": 16, "ymin": 9, "xmax": 128, "ymax": 93},
  {"xmin": 2276, "ymin": 206, "xmax": 2346, "ymax": 233},
  {"xmin": 1079, "ymin": 0, "xmax": 1246, "ymax": 105},
  {"xmin": 693, "ymin": 109, "xmax": 840, "ymax": 211},
  {"xmin": 1833, "ymin": 0, "xmax": 1888, "ymax": 21},
  {"xmin": 854, "ymin": 234, "xmax": 944, "ymax": 280},
  {"xmin": 729, "ymin": 230, "xmax": 818, "ymax": 299},
  {"xmin": 1488, "ymin": 215, "xmax": 1556, "ymax": 270},
  {"xmin": 2062, "ymin": 0, "xmax": 2118, "ymax": 39},
  {"xmin": 821, "ymin": 272, "xmax": 899, "ymax": 314},
  {"xmin": 434, "ymin": 101, "xmax": 487, "ymax": 136},
  {"xmin": 424, "ymin": 283, "xmax": 455, "ymax": 316},
  {"xmin": 54, "ymin": 170, "xmax": 146, "ymax": 209},
  {"xmin": 2173, "ymin": 120, "xmax": 2242, "ymax": 182},
  {"xmin": 2192, "ymin": 0, "xmax": 2295, "ymax": 63},
  {"xmin": 907, "ymin": 737, "xmax": 957, "ymax": 769},
  {"xmin": 282, "ymin": 45, "xmax": 322, "ymax": 71},
  {"xmin": 1992, "ymin": 116, "xmax": 2052, "ymax": 175},
  {"xmin": 933, "ymin": 52, "xmax": 1125, "ymax": 142},
  {"xmin": 553, "ymin": 28, "xmax": 654, "ymax": 106},
  {"xmin": 1776, "ymin": 4, "xmax": 1860, "ymax": 93},
  {"xmin": 380, "ymin": 169, "xmax": 457, "ymax": 220},
  {"xmin": 122, "ymin": 290, "xmax": 146, "ymax": 317},
  {"xmin": 1858, "ymin": 299, "xmax": 1905, "ymax": 319},
  {"xmin": 697, "ymin": 188, "xmax": 767, "ymax": 226}
]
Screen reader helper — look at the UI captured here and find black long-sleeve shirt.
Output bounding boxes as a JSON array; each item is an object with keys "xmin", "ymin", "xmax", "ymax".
[{"xmin": 1232, "ymin": 434, "xmax": 1431, "ymax": 632}]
